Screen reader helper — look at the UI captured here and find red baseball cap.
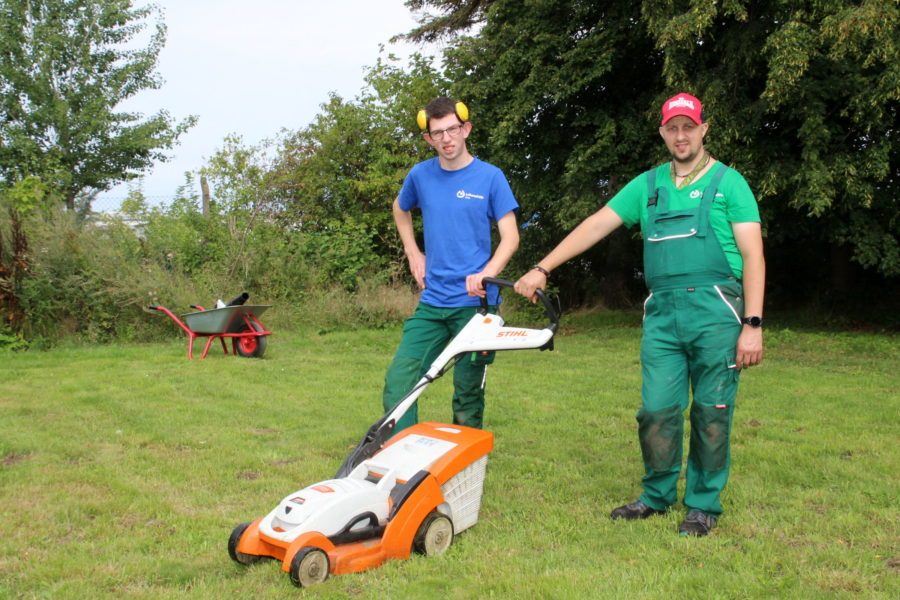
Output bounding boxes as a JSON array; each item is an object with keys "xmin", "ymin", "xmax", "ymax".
[{"xmin": 661, "ymin": 93, "xmax": 703, "ymax": 125}]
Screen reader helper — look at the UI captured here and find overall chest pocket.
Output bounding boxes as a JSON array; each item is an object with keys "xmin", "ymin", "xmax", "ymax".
[
  {"xmin": 646, "ymin": 209, "xmax": 700, "ymax": 242},
  {"xmin": 644, "ymin": 206, "xmax": 710, "ymax": 280}
]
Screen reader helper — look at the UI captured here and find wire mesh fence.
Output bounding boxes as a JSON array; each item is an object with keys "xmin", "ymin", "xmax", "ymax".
[{"xmin": 91, "ymin": 194, "xmax": 178, "ymax": 214}]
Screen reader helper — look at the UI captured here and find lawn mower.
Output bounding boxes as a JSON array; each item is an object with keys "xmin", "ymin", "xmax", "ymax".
[{"xmin": 228, "ymin": 277, "xmax": 559, "ymax": 587}]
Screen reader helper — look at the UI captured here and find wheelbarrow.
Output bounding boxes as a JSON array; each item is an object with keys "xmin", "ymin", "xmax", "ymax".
[{"xmin": 149, "ymin": 296, "xmax": 272, "ymax": 359}]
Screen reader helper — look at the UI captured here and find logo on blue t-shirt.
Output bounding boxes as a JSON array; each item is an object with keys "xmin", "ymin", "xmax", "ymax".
[{"xmin": 456, "ymin": 189, "xmax": 485, "ymax": 200}]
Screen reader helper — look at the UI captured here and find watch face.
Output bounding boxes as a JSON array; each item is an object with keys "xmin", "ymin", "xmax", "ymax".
[{"xmin": 745, "ymin": 316, "xmax": 763, "ymax": 327}]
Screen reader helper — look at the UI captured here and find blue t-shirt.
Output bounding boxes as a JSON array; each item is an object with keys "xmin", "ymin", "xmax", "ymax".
[{"xmin": 398, "ymin": 157, "xmax": 518, "ymax": 307}]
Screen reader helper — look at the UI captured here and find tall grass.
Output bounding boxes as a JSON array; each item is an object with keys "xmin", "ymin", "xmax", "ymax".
[
  {"xmin": 1, "ymin": 201, "xmax": 421, "ymax": 351},
  {"xmin": 1, "ymin": 313, "xmax": 897, "ymax": 599}
]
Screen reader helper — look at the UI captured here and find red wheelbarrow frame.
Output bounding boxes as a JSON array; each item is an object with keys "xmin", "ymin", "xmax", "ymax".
[{"xmin": 149, "ymin": 304, "xmax": 272, "ymax": 359}]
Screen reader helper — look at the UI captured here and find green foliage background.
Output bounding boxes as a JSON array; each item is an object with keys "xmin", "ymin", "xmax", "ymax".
[
  {"xmin": 0, "ymin": 0, "xmax": 195, "ymax": 210},
  {"xmin": 437, "ymin": 0, "xmax": 899, "ymax": 307},
  {"xmin": 1, "ymin": 1, "xmax": 898, "ymax": 348}
]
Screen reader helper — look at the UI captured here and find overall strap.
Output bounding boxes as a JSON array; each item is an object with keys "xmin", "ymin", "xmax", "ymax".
[
  {"xmin": 697, "ymin": 163, "xmax": 729, "ymax": 237},
  {"xmin": 646, "ymin": 167, "xmax": 671, "ymax": 217},
  {"xmin": 646, "ymin": 168, "xmax": 657, "ymax": 207}
]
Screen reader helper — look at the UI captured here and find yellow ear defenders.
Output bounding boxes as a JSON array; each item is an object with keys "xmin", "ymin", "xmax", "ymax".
[{"xmin": 417, "ymin": 101, "xmax": 470, "ymax": 131}]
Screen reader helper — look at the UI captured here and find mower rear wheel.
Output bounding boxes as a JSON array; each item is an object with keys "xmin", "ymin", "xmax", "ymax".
[
  {"xmin": 234, "ymin": 323, "xmax": 267, "ymax": 358},
  {"xmin": 413, "ymin": 512, "xmax": 454, "ymax": 556},
  {"xmin": 289, "ymin": 547, "xmax": 330, "ymax": 587},
  {"xmin": 228, "ymin": 522, "xmax": 262, "ymax": 565}
]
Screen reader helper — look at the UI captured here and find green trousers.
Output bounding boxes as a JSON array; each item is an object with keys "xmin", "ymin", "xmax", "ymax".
[
  {"xmin": 637, "ymin": 283, "xmax": 743, "ymax": 517},
  {"xmin": 382, "ymin": 303, "xmax": 495, "ymax": 433}
]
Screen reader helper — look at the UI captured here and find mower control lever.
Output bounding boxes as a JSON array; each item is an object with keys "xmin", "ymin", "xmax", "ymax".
[{"xmin": 480, "ymin": 277, "xmax": 559, "ymax": 332}]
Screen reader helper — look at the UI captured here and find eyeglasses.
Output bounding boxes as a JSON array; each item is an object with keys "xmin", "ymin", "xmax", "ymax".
[{"xmin": 426, "ymin": 124, "xmax": 464, "ymax": 141}]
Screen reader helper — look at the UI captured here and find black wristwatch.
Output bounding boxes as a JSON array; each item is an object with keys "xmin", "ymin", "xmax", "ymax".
[{"xmin": 742, "ymin": 316, "xmax": 764, "ymax": 328}]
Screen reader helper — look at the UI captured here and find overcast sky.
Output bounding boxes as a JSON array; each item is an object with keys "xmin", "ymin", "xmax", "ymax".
[{"xmin": 97, "ymin": 0, "xmax": 435, "ymax": 208}]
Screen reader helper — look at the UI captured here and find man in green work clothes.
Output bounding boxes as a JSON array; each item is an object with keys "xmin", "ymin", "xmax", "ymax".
[
  {"xmin": 514, "ymin": 93, "xmax": 765, "ymax": 536},
  {"xmin": 383, "ymin": 97, "xmax": 520, "ymax": 433}
]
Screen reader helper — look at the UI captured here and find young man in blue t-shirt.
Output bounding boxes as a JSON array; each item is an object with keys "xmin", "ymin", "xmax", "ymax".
[
  {"xmin": 514, "ymin": 93, "xmax": 766, "ymax": 537},
  {"xmin": 383, "ymin": 97, "xmax": 520, "ymax": 433}
]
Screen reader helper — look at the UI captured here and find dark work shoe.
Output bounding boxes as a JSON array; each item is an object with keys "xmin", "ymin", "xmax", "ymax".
[
  {"xmin": 678, "ymin": 510, "xmax": 717, "ymax": 536},
  {"xmin": 610, "ymin": 500, "xmax": 666, "ymax": 520}
]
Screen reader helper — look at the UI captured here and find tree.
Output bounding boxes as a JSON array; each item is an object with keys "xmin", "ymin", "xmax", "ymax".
[
  {"xmin": 196, "ymin": 135, "xmax": 280, "ymax": 280},
  {"xmin": 401, "ymin": 0, "xmax": 494, "ymax": 42},
  {"xmin": 440, "ymin": 1, "xmax": 666, "ymax": 305},
  {"xmin": 0, "ymin": 0, "xmax": 196, "ymax": 211},
  {"xmin": 642, "ymin": 0, "xmax": 899, "ymax": 290},
  {"xmin": 268, "ymin": 52, "xmax": 446, "ymax": 279},
  {"xmin": 410, "ymin": 0, "xmax": 898, "ymax": 307},
  {"xmin": 0, "ymin": 178, "xmax": 44, "ymax": 330}
]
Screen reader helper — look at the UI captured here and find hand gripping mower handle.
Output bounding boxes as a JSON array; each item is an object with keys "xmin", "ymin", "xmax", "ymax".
[{"xmin": 480, "ymin": 277, "xmax": 559, "ymax": 334}]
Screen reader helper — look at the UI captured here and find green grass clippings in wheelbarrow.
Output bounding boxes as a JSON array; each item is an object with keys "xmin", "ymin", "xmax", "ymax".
[{"xmin": 149, "ymin": 295, "xmax": 272, "ymax": 359}]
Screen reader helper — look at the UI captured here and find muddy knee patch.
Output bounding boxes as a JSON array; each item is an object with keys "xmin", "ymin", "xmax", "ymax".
[
  {"xmin": 637, "ymin": 404, "xmax": 683, "ymax": 472},
  {"xmin": 690, "ymin": 403, "xmax": 731, "ymax": 471}
]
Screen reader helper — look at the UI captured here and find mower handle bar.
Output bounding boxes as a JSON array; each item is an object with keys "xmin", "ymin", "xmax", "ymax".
[
  {"xmin": 335, "ymin": 277, "xmax": 559, "ymax": 479},
  {"xmin": 480, "ymin": 277, "xmax": 559, "ymax": 332}
]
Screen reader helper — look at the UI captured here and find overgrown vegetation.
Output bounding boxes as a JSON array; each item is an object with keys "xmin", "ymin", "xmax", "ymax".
[
  {"xmin": 1, "ymin": 2, "xmax": 898, "ymax": 347},
  {"xmin": 0, "ymin": 50, "xmax": 448, "ymax": 348},
  {"xmin": 0, "ymin": 204, "xmax": 424, "ymax": 350}
]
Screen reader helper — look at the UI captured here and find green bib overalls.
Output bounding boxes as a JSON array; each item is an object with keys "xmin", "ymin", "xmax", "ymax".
[{"xmin": 637, "ymin": 164, "xmax": 744, "ymax": 517}]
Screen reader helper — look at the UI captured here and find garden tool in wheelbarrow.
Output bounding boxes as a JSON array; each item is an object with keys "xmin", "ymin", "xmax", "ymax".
[{"xmin": 228, "ymin": 277, "xmax": 559, "ymax": 587}]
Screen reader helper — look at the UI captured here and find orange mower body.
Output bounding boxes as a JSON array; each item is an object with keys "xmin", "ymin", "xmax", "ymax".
[{"xmin": 229, "ymin": 422, "xmax": 493, "ymax": 587}]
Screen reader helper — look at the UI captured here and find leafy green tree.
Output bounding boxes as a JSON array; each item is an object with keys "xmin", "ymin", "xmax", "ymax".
[
  {"xmin": 410, "ymin": 0, "xmax": 898, "ymax": 306},
  {"xmin": 269, "ymin": 52, "xmax": 446, "ymax": 284},
  {"xmin": 0, "ymin": 0, "xmax": 196, "ymax": 211},
  {"xmin": 0, "ymin": 176, "xmax": 51, "ymax": 329},
  {"xmin": 201, "ymin": 135, "xmax": 273, "ymax": 215},
  {"xmin": 642, "ymin": 0, "xmax": 899, "ymax": 289},
  {"xmin": 440, "ymin": 1, "xmax": 665, "ymax": 305},
  {"xmin": 402, "ymin": 0, "xmax": 494, "ymax": 42},
  {"xmin": 197, "ymin": 135, "xmax": 281, "ymax": 281}
]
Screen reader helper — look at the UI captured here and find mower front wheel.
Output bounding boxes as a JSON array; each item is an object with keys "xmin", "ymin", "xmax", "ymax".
[
  {"xmin": 413, "ymin": 512, "xmax": 454, "ymax": 556},
  {"xmin": 228, "ymin": 522, "xmax": 262, "ymax": 565},
  {"xmin": 234, "ymin": 323, "xmax": 267, "ymax": 358},
  {"xmin": 289, "ymin": 547, "xmax": 330, "ymax": 587}
]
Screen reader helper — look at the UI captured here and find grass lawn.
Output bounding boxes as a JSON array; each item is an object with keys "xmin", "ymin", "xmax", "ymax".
[{"xmin": 1, "ymin": 311, "xmax": 897, "ymax": 599}]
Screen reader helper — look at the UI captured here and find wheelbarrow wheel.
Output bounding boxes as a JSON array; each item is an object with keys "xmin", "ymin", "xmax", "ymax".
[{"xmin": 234, "ymin": 322, "xmax": 267, "ymax": 358}]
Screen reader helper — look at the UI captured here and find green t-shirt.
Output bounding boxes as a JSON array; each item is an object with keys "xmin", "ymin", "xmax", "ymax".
[{"xmin": 606, "ymin": 162, "xmax": 760, "ymax": 279}]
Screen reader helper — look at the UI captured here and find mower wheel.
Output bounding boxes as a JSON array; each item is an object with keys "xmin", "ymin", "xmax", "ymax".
[
  {"xmin": 228, "ymin": 522, "xmax": 262, "ymax": 565},
  {"xmin": 413, "ymin": 512, "xmax": 454, "ymax": 556},
  {"xmin": 289, "ymin": 547, "xmax": 330, "ymax": 587},
  {"xmin": 234, "ymin": 322, "xmax": 267, "ymax": 358}
]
